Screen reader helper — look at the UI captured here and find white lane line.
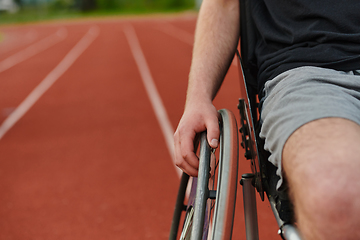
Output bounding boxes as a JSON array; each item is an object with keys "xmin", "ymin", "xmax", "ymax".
[
  {"xmin": 123, "ymin": 23, "xmax": 182, "ymax": 178},
  {"xmin": 0, "ymin": 26, "xmax": 100, "ymax": 140},
  {"xmin": 155, "ymin": 22, "xmax": 194, "ymax": 46},
  {"xmin": 0, "ymin": 28, "xmax": 68, "ymax": 73}
]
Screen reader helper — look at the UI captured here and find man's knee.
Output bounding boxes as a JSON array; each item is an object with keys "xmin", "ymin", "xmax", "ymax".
[
  {"xmin": 294, "ymin": 177, "xmax": 360, "ymax": 239},
  {"xmin": 293, "ymin": 173, "xmax": 360, "ymax": 239}
]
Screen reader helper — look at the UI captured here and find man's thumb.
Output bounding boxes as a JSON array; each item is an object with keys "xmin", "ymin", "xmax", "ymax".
[{"xmin": 206, "ymin": 119, "xmax": 220, "ymax": 149}]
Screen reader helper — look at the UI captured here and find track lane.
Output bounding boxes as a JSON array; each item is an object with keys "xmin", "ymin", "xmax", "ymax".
[
  {"xmin": 0, "ymin": 25, "xmax": 89, "ymax": 124},
  {"xmin": 0, "ymin": 26, "xmax": 99, "ymax": 139},
  {"xmin": 0, "ymin": 27, "xmax": 67, "ymax": 73},
  {"xmin": 123, "ymin": 23, "xmax": 178, "ymax": 176},
  {"xmin": 0, "ymin": 28, "xmax": 38, "ymax": 55},
  {"xmin": 0, "ymin": 19, "xmax": 179, "ymax": 239},
  {"xmin": 0, "ymin": 25, "xmax": 59, "ymax": 60},
  {"xmin": 132, "ymin": 20, "xmax": 192, "ymax": 130}
]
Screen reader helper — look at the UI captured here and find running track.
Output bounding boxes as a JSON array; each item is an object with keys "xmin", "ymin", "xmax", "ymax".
[{"xmin": 0, "ymin": 14, "xmax": 278, "ymax": 239}]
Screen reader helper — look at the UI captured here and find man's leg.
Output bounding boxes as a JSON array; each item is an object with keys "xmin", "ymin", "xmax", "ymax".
[{"xmin": 283, "ymin": 117, "xmax": 360, "ymax": 240}]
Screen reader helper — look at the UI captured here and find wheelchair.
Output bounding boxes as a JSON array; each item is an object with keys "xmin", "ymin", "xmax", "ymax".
[{"xmin": 168, "ymin": 0, "xmax": 304, "ymax": 239}]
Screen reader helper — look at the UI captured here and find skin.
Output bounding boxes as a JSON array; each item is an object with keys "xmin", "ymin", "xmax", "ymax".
[{"xmin": 173, "ymin": 0, "xmax": 240, "ymax": 176}]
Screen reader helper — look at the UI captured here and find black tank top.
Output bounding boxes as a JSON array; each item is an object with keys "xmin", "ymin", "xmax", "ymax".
[{"xmin": 251, "ymin": 0, "xmax": 360, "ymax": 94}]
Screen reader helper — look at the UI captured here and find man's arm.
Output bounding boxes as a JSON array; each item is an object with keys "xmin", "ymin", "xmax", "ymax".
[{"xmin": 174, "ymin": 0, "xmax": 240, "ymax": 176}]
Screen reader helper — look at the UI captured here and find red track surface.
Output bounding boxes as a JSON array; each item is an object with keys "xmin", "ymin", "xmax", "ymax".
[{"xmin": 0, "ymin": 14, "xmax": 278, "ymax": 239}]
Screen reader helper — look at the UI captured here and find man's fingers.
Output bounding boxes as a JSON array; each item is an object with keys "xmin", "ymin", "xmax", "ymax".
[
  {"xmin": 174, "ymin": 149, "xmax": 198, "ymax": 176},
  {"xmin": 176, "ymin": 157, "xmax": 199, "ymax": 177},
  {"xmin": 179, "ymin": 130, "xmax": 200, "ymax": 169},
  {"xmin": 174, "ymin": 129, "xmax": 199, "ymax": 176}
]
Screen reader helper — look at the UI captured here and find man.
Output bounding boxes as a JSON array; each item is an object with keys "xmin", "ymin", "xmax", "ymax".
[{"xmin": 173, "ymin": 0, "xmax": 360, "ymax": 239}]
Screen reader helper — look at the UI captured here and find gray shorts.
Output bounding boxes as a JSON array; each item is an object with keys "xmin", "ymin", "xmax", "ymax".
[{"xmin": 260, "ymin": 66, "xmax": 360, "ymax": 189}]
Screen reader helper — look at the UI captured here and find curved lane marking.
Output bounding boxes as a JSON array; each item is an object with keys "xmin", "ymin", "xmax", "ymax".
[
  {"xmin": 155, "ymin": 22, "xmax": 194, "ymax": 46},
  {"xmin": 0, "ymin": 28, "xmax": 67, "ymax": 73},
  {"xmin": 0, "ymin": 26, "xmax": 100, "ymax": 140},
  {"xmin": 124, "ymin": 23, "xmax": 181, "ymax": 178},
  {"xmin": 156, "ymin": 22, "xmax": 238, "ymax": 67},
  {"xmin": 0, "ymin": 29, "xmax": 38, "ymax": 55}
]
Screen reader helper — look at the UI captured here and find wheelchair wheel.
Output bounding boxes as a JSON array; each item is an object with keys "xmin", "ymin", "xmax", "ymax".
[{"xmin": 169, "ymin": 109, "xmax": 239, "ymax": 240}]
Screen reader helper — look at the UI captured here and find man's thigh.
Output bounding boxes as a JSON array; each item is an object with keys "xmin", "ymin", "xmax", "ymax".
[
  {"xmin": 259, "ymin": 66, "xmax": 360, "ymax": 190},
  {"xmin": 283, "ymin": 117, "xmax": 360, "ymax": 199}
]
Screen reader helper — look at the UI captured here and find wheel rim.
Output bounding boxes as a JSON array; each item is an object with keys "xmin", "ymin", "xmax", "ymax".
[{"xmin": 176, "ymin": 109, "xmax": 239, "ymax": 240}]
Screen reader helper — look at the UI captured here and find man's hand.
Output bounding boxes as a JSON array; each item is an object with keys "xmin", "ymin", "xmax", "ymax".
[{"xmin": 174, "ymin": 100, "xmax": 220, "ymax": 176}]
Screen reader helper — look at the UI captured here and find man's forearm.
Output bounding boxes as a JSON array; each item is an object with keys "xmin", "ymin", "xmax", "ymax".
[{"xmin": 186, "ymin": 0, "xmax": 240, "ymax": 106}]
